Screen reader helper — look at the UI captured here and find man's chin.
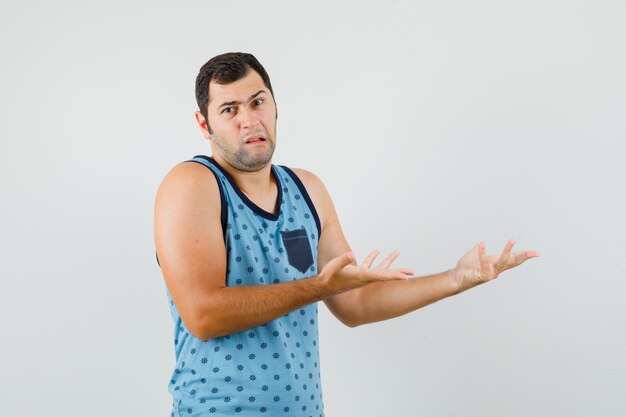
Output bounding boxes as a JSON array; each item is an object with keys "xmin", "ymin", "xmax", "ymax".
[{"xmin": 233, "ymin": 152, "xmax": 274, "ymax": 172}]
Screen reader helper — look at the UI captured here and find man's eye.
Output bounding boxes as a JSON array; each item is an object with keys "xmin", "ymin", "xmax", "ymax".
[
  {"xmin": 253, "ymin": 99, "xmax": 264, "ymax": 106},
  {"xmin": 222, "ymin": 107, "xmax": 234, "ymax": 114}
]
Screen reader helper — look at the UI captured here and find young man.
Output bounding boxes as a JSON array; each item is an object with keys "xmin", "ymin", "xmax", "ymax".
[{"xmin": 154, "ymin": 52, "xmax": 539, "ymax": 417}]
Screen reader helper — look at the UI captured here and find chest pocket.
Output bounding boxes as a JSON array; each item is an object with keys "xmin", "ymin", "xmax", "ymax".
[{"xmin": 280, "ymin": 228, "xmax": 314, "ymax": 274}]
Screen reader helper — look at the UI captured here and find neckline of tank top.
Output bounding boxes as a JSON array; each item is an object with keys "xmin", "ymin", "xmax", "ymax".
[{"xmin": 192, "ymin": 155, "xmax": 283, "ymax": 221}]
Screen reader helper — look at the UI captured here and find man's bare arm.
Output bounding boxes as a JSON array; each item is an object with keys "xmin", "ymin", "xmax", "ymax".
[
  {"xmin": 154, "ymin": 163, "xmax": 411, "ymax": 341},
  {"xmin": 328, "ymin": 256, "xmax": 460, "ymax": 327},
  {"xmin": 294, "ymin": 168, "xmax": 539, "ymax": 327}
]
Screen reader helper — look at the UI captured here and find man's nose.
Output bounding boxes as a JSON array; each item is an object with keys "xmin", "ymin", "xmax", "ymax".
[{"xmin": 238, "ymin": 107, "xmax": 259, "ymax": 129}]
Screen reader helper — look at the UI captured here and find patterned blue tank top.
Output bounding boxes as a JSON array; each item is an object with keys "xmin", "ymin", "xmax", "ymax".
[{"xmin": 163, "ymin": 155, "xmax": 325, "ymax": 417}]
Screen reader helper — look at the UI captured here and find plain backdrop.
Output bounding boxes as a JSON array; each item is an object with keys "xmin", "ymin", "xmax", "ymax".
[{"xmin": 1, "ymin": 1, "xmax": 625, "ymax": 416}]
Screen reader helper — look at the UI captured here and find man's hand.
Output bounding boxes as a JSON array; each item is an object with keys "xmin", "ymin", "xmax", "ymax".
[
  {"xmin": 449, "ymin": 239, "xmax": 540, "ymax": 292},
  {"xmin": 319, "ymin": 250, "xmax": 415, "ymax": 294}
]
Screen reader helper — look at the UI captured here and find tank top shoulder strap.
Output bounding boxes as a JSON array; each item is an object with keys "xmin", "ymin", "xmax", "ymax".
[
  {"xmin": 276, "ymin": 165, "xmax": 322, "ymax": 238},
  {"xmin": 183, "ymin": 155, "xmax": 228, "ymax": 240},
  {"xmin": 156, "ymin": 155, "xmax": 228, "ymax": 268}
]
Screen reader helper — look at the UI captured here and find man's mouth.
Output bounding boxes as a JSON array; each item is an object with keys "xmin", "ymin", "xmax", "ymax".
[{"xmin": 245, "ymin": 135, "xmax": 267, "ymax": 144}]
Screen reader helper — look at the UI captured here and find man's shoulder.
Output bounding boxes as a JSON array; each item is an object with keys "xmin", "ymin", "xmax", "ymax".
[
  {"xmin": 156, "ymin": 160, "xmax": 221, "ymax": 208},
  {"xmin": 286, "ymin": 167, "xmax": 324, "ymax": 190},
  {"xmin": 165, "ymin": 159, "xmax": 219, "ymax": 185},
  {"xmin": 284, "ymin": 167, "xmax": 333, "ymax": 217}
]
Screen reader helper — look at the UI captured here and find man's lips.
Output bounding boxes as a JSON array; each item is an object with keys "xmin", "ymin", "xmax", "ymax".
[{"xmin": 244, "ymin": 134, "xmax": 267, "ymax": 144}]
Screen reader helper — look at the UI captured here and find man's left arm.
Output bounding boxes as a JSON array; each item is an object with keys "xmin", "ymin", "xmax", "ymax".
[{"xmin": 293, "ymin": 168, "xmax": 540, "ymax": 327}]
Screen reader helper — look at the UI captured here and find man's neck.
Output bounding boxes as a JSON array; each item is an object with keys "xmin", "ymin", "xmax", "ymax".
[{"xmin": 213, "ymin": 155, "xmax": 276, "ymax": 203}]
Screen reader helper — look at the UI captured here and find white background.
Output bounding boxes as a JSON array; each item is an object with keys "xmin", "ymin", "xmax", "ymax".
[{"xmin": 1, "ymin": 1, "xmax": 625, "ymax": 416}]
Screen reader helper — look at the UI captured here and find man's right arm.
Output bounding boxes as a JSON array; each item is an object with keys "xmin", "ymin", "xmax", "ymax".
[{"xmin": 154, "ymin": 163, "xmax": 408, "ymax": 341}]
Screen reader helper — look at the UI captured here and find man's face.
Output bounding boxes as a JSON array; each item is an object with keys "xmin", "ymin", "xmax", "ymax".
[{"xmin": 200, "ymin": 70, "xmax": 277, "ymax": 172}]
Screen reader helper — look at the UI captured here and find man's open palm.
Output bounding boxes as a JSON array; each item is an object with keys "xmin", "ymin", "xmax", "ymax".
[{"xmin": 451, "ymin": 240, "xmax": 540, "ymax": 292}]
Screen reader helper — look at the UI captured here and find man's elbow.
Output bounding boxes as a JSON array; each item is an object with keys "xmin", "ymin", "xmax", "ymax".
[
  {"xmin": 336, "ymin": 313, "xmax": 362, "ymax": 328},
  {"xmin": 185, "ymin": 318, "xmax": 213, "ymax": 341},
  {"xmin": 184, "ymin": 310, "xmax": 225, "ymax": 341}
]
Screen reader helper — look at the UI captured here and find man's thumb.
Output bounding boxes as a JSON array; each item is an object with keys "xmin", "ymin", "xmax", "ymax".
[
  {"xmin": 340, "ymin": 251, "xmax": 355, "ymax": 265},
  {"xmin": 324, "ymin": 251, "xmax": 354, "ymax": 273}
]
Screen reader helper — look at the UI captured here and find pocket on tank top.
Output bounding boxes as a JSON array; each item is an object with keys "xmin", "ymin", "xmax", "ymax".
[{"xmin": 280, "ymin": 228, "xmax": 314, "ymax": 274}]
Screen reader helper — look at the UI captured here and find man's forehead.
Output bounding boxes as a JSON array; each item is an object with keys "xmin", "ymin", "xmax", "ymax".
[{"xmin": 209, "ymin": 71, "xmax": 268, "ymax": 104}]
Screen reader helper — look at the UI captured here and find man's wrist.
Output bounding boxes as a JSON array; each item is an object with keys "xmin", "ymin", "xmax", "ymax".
[
  {"xmin": 446, "ymin": 268, "xmax": 463, "ymax": 295},
  {"xmin": 311, "ymin": 269, "xmax": 360, "ymax": 300},
  {"xmin": 311, "ymin": 272, "xmax": 336, "ymax": 299}
]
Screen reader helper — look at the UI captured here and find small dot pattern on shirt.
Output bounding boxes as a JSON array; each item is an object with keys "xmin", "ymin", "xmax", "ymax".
[{"xmin": 165, "ymin": 156, "xmax": 324, "ymax": 417}]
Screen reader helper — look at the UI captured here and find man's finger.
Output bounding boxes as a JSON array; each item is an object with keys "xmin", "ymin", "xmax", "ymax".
[
  {"xmin": 478, "ymin": 242, "xmax": 490, "ymax": 276},
  {"xmin": 494, "ymin": 239, "xmax": 515, "ymax": 271},
  {"xmin": 378, "ymin": 250, "xmax": 400, "ymax": 269},
  {"xmin": 382, "ymin": 269, "xmax": 412, "ymax": 281},
  {"xmin": 510, "ymin": 250, "xmax": 540, "ymax": 266},
  {"xmin": 394, "ymin": 267, "xmax": 415, "ymax": 277},
  {"xmin": 361, "ymin": 250, "xmax": 380, "ymax": 268}
]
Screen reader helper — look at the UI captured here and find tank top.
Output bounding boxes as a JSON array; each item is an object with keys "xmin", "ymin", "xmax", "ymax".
[{"xmin": 162, "ymin": 155, "xmax": 325, "ymax": 417}]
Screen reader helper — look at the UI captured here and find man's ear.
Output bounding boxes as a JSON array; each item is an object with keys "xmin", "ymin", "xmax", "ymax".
[{"xmin": 194, "ymin": 111, "xmax": 212, "ymax": 140}]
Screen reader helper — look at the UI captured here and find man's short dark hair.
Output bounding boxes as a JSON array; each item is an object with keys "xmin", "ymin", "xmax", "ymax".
[{"xmin": 195, "ymin": 52, "xmax": 275, "ymax": 133}]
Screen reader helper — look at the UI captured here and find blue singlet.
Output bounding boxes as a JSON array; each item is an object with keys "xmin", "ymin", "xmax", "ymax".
[{"xmin": 163, "ymin": 155, "xmax": 325, "ymax": 417}]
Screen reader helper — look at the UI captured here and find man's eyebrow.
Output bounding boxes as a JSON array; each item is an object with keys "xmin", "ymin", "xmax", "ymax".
[
  {"xmin": 218, "ymin": 90, "xmax": 266, "ymax": 109},
  {"xmin": 249, "ymin": 90, "xmax": 265, "ymax": 100}
]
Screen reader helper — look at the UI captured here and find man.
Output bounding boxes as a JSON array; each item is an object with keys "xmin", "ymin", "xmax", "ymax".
[{"xmin": 154, "ymin": 52, "xmax": 539, "ymax": 417}]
